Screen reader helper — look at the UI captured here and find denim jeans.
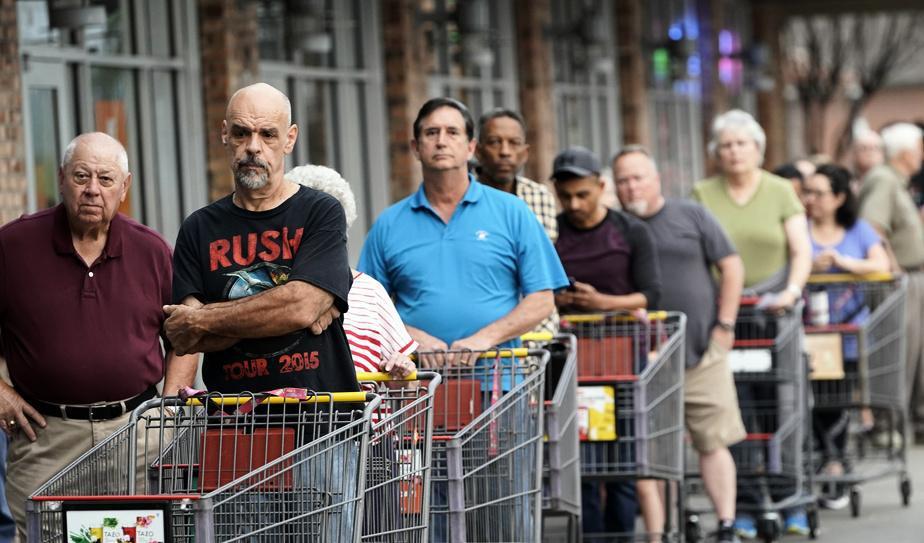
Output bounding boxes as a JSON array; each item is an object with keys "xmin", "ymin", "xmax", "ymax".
[{"xmin": 0, "ymin": 434, "xmax": 13, "ymax": 542}]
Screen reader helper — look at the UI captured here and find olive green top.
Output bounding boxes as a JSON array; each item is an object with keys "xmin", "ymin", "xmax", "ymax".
[
  {"xmin": 859, "ymin": 164, "xmax": 924, "ymax": 270},
  {"xmin": 692, "ymin": 170, "xmax": 804, "ymax": 287}
]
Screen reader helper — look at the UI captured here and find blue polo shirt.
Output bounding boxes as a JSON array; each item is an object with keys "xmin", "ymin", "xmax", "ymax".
[{"xmin": 358, "ymin": 177, "xmax": 568, "ymax": 348}]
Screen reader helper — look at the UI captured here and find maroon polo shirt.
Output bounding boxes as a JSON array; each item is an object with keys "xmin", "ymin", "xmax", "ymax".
[{"xmin": 0, "ymin": 205, "xmax": 172, "ymax": 404}]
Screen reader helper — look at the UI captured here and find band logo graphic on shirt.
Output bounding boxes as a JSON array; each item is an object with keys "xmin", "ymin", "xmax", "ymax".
[
  {"xmin": 223, "ymin": 262, "xmax": 290, "ymax": 300},
  {"xmin": 221, "ymin": 262, "xmax": 303, "ymax": 359},
  {"xmin": 209, "ymin": 227, "xmax": 304, "ymax": 271}
]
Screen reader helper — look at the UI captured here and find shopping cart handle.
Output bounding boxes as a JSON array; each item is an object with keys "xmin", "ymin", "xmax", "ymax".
[
  {"xmin": 807, "ymin": 272, "xmax": 894, "ymax": 284},
  {"xmin": 410, "ymin": 347, "xmax": 531, "ymax": 362},
  {"xmin": 562, "ymin": 310, "xmax": 668, "ymax": 323},
  {"xmin": 356, "ymin": 371, "xmax": 418, "ymax": 382},
  {"xmin": 186, "ymin": 391, "xmax": 371, "ymax": 406},
  {"xmin": 520, "ymin": 332, "xmax": 554, "ymax": 342}
]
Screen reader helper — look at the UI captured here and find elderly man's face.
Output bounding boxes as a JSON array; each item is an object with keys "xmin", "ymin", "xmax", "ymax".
[
  {"xmin": 58, "ymin": 140, "xmax": 130, "ymax": 232},
  {"xmin": 614, "ymin": 152, "xmax": 661, "ymax": 217},
  {"xmin": 223, "ymin": 94, "xmax": 297, "ymax": 190},
  {"xmin": 476, "ymin": 116, "xmax": 529, "ymax": 185},
  {"xmin": 853, "ymin": 139, "xmax": 883, "ymax": 174}
]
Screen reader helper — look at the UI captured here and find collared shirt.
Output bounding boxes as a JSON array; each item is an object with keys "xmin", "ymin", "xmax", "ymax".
[
  {"xmin": 358, "ymin": 176, "xmax": 569, "ymax": 347},
  {"xmin": 0, "ymin": 205, "xmax": 172, "ymax": 404},
  {"xmin": 515, "ymin": 176, "xmax": 559, "ymax": 242},
  {"xmin": 859, "ymin": 164, "xmax": 924, "ymax": 269}
]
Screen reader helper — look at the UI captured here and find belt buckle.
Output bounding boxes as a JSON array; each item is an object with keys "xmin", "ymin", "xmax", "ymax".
[{"xmin": 87, "ymin": 403, "xmax": 113, "ymax": 422}]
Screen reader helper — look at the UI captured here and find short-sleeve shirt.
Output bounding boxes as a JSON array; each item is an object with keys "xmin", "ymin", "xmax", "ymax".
[
  {"xmin": 345, "ymin": 272, "xmax": 418, "ymax": 373},
  {"xmin": 555, "ymin": 209, "xmax": 661, "ymax": 309},
  {"xmin": 692, "ymin": 170, "xmax": 804, "ymax": 287},
  {"xmin": 859, "ymin": 164, "xmax": 924, "ymax": 269},
  {"xmin": 643, "ymin": 199, "xmax": 736, "ymax": 367},
  {"xmin": 0, "ymin": 205, "xmax": 172, "ymax": 404},
  {"xmin": 172, "ymin": 185, "xmax": 359, "ymax": 394},
  {"xmin": 358, "ymin": 176, "xmax": 568, "ymax": 347},
  {"xmin": 809, "ymin": 219, "xmax": 883, "ymax": 358}
]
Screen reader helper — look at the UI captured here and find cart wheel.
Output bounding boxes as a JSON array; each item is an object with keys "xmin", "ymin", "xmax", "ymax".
[
  {"xmin": 808, "ymin": 508, "xmax": 819, "ymax": 539},
  {"xmin": 684, "ymin": 514, "xmax": 703, "ymax": 543},
  {"xmin": 901, "ymin": 477, "xmax": 912, "ymax": 507},
  {"xmin": 758, "ymin": 515, "xmax": 780, "ymax": 543},
  {"xmin": 850, "ymin": 488, "xmax": 862, "ymax": 518}
]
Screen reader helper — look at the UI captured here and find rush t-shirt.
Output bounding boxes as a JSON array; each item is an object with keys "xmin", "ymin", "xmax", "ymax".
[{"xmin": 172, "ymin": 185, "xmax": 359, "ymax": 394}]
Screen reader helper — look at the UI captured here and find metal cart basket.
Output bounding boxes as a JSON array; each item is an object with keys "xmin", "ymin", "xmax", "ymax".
[
  {"xmin": 28, "ymin": 389, "xmax": 378, "ymax": 542},
  {"xmin": 804, "ymin": 273, "xmax": 910, "ymax": 516},
  {"xmin": 358, "ymin": 371, "xmax": 442, "ymax": 542},
  {"xmin": 562, "ymin": 311, "xmax": 686, "ymax": 543},
  {"xmin": 419, "ymin": 347, "xmax": 548, "ymax": 543}
]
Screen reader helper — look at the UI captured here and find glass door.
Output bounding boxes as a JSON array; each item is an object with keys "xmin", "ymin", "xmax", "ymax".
[{"xmin": 21, "ymin": 59, "xmax": 75, "ymax": 212}]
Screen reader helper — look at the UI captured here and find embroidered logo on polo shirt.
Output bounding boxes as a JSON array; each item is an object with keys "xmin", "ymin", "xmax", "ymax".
[{"xmin": 475, "ymin": 230, "xmax": 489, "ymax": 241}]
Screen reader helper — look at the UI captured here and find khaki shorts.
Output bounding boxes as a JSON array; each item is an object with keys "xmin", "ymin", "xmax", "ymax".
[{"xmin": 685, "ymin": 339, "xmax": 746, "ymax": 454}]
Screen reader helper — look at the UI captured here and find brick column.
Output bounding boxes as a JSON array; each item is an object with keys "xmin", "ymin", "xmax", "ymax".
[
  {"xmin": 615, "ymin": 0, "xmax": 649, "ymax": 147},
  {"xmin": 752, "ymin": 3, "xmax": 785, "ymax": 169},
  {"xmin": 0, "ymin": 0, "xmax": 27, "ymax": 225},
  {"xmin": 514, "ymin": 0, "xmax": 557, "ymax": 184},
  {"xmin": 382, "ymin": 0, "xmax": 428, "ymax": 202},
  {"xmin": 198, "ymin": 0, "xmax": 259, "ymax": 202}
]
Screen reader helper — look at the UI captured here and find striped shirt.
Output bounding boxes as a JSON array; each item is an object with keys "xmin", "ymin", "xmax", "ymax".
[{"xmin": 345, "ymin": 272, "xmax": 418, "ymax": 373}]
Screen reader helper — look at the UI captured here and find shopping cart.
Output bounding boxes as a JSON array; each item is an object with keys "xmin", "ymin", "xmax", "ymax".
[
  {"xmin": 803, "ymin": 273, "xmax": 910, "ymax": 516},
  {"xmin": 418, "ymin": 346, "xmax": 548, "ymax": 543},
  {"xmin": 522, "ymin": 332, "xmax": 582, "ymax": 542},
  {"xmin": 27, "ymin": 389, "xmax": 379, "ymax": 542},
  {"xmin": 686, "ymin": 299, "xmax": 817, "ymax": 543},
  {"xmin": 357, "ymin": 371, "xmax": 442, "ymax": 542},
  {"xmin": 561, "ymin": 311, "xmax": 686, "ymax": 543}
]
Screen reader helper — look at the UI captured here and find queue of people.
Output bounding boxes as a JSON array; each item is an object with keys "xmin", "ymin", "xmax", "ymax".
[{"xmin": 0, "ymin": 81, "xmax": 920, "ymax": 542}]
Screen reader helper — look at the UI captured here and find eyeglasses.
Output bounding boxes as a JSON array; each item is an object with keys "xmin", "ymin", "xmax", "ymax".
[{"xmin": 801, "ymin": 188, "xmax": 832, "ymax": 198}]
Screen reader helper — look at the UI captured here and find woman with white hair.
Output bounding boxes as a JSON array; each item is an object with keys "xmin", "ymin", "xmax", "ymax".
[
  {"xmin": 285, "ymin": 165, "xmax": 416, "ymax": 379},
  {"xmin": 692, "ymin": 110, "xmax": 812, "ymax": 538}
]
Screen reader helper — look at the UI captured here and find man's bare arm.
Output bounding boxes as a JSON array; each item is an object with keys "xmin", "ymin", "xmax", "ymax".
[
  {"xmin": 165, "ymin": 281, "xmax": 337, "ymax": 355},
  {"xmin": 715, "ymin": 254, "xmax": 744, "ymax": 324},
  {"xmin": 161, "ymin": 350, "xmax": 200, "ymax": 397},
  {"xmin": 451, "ymin": 290, "xmax": 554, "ymax": 352}
]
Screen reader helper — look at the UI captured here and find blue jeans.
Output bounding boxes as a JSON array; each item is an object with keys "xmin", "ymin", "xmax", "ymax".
[
  {"xmin": 0, "ymin": 434, "xmax": 13, "ymax": 543},
  {"xmin": 582, "ymin": 480, "xmax": 637, "ymax": 535}
]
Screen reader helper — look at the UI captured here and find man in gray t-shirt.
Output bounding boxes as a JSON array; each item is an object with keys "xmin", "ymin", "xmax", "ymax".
[{"xmin": 614, "ymin": 146, "xmax": 746, "ymax": 543}]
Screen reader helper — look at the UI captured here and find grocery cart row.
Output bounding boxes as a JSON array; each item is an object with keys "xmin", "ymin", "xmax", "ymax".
[{"xmin": 25, "ymin": 275, "xmax": 910, "ymax": 542}]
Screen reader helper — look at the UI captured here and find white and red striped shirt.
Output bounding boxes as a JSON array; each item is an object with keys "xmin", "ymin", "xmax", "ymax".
[{"xmin": 345, "ymin": 272, "xmax": 418, "ymax": 373}]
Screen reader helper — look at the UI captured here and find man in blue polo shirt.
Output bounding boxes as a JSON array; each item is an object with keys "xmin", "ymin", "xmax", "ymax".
[{"xmin": 359, "ymin": 97, "xmax": 567, "ymax": 367}]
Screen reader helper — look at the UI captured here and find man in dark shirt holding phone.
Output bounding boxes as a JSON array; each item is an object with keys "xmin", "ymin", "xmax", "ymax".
[{"xmin": 551, "ymin": 146, "xmax": 662, "ymax": 540}]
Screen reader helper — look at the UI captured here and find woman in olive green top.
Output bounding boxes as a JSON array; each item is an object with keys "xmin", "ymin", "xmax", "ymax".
[
  {"xmin": 692, "ymin": 109, "xmax": 813, "ymax": 538},
  {"xmin": 692, "ymin": 109, "xmax": 811, "ymax": 309}
]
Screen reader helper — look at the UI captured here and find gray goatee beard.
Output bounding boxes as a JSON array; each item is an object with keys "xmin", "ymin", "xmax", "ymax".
[
  {"xmin": 624, "ymin": 200, "xmax": 648, "ymax": 216},
  {"xmin": 234, "ymin": 157, "xmax": 270, "ymax": 189}
]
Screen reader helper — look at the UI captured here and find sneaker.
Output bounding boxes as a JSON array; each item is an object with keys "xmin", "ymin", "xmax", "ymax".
[
  {"xmin": 733, "ymin": 515, "xmax": 757, "ymax": 540},
  {"xmin": 820, "ymin": 484, "xmax": 850, "ymax": 510},
  {"xmin": 784, "ymin": 510, "xmax": 810, "ymax": 536},
  {"xmin": 717, "ymin": 521, "xmax": 742, "ymax": 543}
]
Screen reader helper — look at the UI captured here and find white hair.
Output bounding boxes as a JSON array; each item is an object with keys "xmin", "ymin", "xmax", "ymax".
[
  {"xmin": 285, "ymin": 165, "xmax": 357, "ymax": 228},
  {"xmin": 708, "ymin": 109, "xmax": 766, "ymax": 163},
  {"xmin": 61, "ymin": 132, "xmax": 129, "ymax": 173},
  {"xmin": 881, "ymin": 123, "xmax": 923, "ymax": 159}
]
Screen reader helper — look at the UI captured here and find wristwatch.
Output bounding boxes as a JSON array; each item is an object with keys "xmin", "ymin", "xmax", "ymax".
[
  {"xmin": 785, "ymin": 283, "xmax": 802, "ymax": 298},
  {"xmin": 716, "ymin": 318, "xmax": 735, "ymax": 332}
]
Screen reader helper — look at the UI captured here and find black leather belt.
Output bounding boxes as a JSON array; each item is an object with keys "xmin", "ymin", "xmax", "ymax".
[{"xmin": 26, "ymin": 386, "xmax": 158, "ymax": 421}]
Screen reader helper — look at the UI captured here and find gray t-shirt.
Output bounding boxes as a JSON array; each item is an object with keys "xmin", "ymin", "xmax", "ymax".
[{"xmin": 643, "ymin": 199, "xmax": 736, "ymax": 367}]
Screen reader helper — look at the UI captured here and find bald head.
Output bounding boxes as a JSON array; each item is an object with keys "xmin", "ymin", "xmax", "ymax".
[
  {"xmin": 222, "ymin": 83, "xmax": 299, "ymax": 192},
  {"xmin": 61, "ymin": 132, "xmax": 129, "ymax": 174},
  {"xmin": 226, "ymin": 82, "xmax": 292, "ymax": 126}
]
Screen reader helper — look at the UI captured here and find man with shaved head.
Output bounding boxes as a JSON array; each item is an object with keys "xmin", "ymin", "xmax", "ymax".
[
  {"xmin": 163, "ymin": 82, "xmax": 358, "ymax": 398},
  {"xmin": 0, "ymin": 132, "xmax": 195, "ymax": 539}
]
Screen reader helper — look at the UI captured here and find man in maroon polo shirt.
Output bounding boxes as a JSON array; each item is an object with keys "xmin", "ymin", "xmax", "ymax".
[{"xmin": 0, "ymin": 132, "xmax": 196, "ymax": 540}]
